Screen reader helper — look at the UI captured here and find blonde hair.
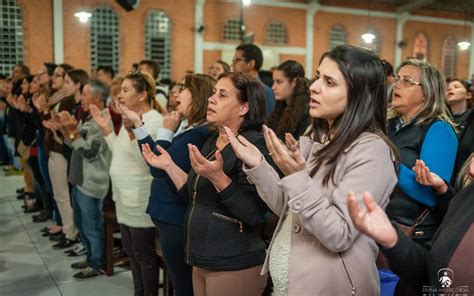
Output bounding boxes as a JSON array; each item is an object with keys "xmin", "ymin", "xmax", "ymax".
[
  {"xmin": 388, "ymin": 59, "xmax": 454, "ymax": 128},
  {"xmin": 455, "ymin": 153, "xmax": 474, "ymax": 190}
]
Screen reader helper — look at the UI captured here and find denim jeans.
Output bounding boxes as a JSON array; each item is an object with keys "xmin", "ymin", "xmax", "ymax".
[
  {"xmin": 36, "ymin": 131, "xmax": 61, "ymax": 224},
  {"xmin": 0, "ymin": 111, "xmax": 9, "ymax": 164},
  {"xmin": 3, "ymin": 135, "xmax": 20, "ymax": 169},
  {"xmin": 71, "ymin": 186, "xmax": 105, "ymax": 270}
]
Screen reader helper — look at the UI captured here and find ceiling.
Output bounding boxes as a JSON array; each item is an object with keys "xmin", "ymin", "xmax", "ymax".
[{"xmin": 373, "ymin": 0, "xmax": 474, "ymax": 15}]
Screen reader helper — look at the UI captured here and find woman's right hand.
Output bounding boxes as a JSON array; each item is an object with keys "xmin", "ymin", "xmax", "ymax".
[
  {"xmin": 163, "ymin": 111, "xmax": 182, "ymax": 132},
  {"xmin": 412, "ymin": 159, "xmax": 447, "ymax": 194},
  {"xmin": 141, "ymin": 143, "xmax": 173, "ymax": 171},
  {"xmin": 224, "ymin": 126, "xmax": 263, "ymax": 169},
  {"xmin": 347, "ymin": 191, "xmax": 398, "ymax": 248}
]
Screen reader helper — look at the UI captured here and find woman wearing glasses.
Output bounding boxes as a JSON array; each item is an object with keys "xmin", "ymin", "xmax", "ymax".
[
  {"xmin": 90, "ymin": 71, "xmax": 163, "ymax": 294},
  {"xmin": 386, "ymin": 59, "xmax": 457, "ymax": 247},
  {"xmin": 120, "ymin": 74, "xmax": 215, "ymax": 296}
]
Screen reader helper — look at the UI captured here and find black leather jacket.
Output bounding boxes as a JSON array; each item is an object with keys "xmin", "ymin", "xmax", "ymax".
[
  {"xmin": 385, "ymin": 118, "xmax": 444, "ymax": 244},
  {"xmin": 179, "ymin": 130, "xmax": 269, "ymax": 271}
]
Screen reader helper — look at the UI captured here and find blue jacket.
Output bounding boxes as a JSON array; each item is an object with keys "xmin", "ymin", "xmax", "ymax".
[{"xmin": 137, "ymin": 125, "xmax": 213, "ymax": 226}]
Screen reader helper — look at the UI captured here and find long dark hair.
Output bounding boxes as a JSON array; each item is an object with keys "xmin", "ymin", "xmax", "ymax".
[
  {"xmin": 182, "ymin": 74, "xmax": 216, "ymax": 125},
  {"xmin": 310, "ymin": 45, "xmax": 396, "ymax": 185},
  {"xmin": 219, "ymin": 72, "xmax": 266, "ymax": 132},
  {"xmin": 267, "ymin": 60, "xmax": 309, "ymax": 139}
]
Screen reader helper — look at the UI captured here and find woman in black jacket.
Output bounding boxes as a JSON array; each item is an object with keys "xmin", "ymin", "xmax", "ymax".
[
  {"xmin": 347, "ymin": 155, "xmax": 474, "ymax": 294},
  {"xmin": 144, "ymin": 72, "xmax": 271, "ymax": 296}
]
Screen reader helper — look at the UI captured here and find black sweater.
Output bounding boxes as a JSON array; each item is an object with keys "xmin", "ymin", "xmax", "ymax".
[
  {"xmin": 453, "ymin": 109, "xmax": 474, "ymax": 182},
  {"xmin": 179, "ymin": 129, "xmax": 270, "ymax": 271},
  {"xmin": 383, "ymin": 182, "xmax": 474, "ymax": 289}
]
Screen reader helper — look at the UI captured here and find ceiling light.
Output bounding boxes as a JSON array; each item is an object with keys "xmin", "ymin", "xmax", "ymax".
[
  {"xmin": 458, "ymin": 41, "xmax": 471, "ymax": 50},
  {"xmin": 362, "ymin": 32, "xmax": 376, "ymax": 44},
  {"xmin": 74, "ymin": 11, "xmax": 92, "ymax": 23}
]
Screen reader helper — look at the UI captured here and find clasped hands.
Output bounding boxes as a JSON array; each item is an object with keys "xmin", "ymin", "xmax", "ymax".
[{"xmin": 42, "ymin": 111, "xmax": 78, "ymax": 139}]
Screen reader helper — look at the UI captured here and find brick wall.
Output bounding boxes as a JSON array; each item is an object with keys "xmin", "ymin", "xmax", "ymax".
[
  {"xmin": 15, "ymin": 0, "xmax": 473, "ymax": 80},
  {"xmin": 17, "ymin": 0, "xmax": 54, "ymax": 73}
]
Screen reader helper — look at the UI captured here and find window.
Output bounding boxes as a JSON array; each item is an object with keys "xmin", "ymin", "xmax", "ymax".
[
  {"xmin": 145, "ymin": 10, "xmax": 172, "ymax": 79},
  {"xmin": 441, "ymin": 35, "xmax": 457, "ymax": 79},
  {"xmin": 90, "ymin": 6, "xmax": 119, "ymax": 73},
  {"xmin": 0, "ymin": 0, "xmax": 23, "ymax": 75},
  {"xmin": 266, "ymin": 21, "xmax": 287, "ymax": 45},
  {"xmin": 223, "ymin": 18, "xmax": 242, "ymax": 41},
  {"xmin": 329, "ymin": 25, "xmax": 347, "ymax": 50},
  {"xmin": 413, "ymin": 32, "xmax": 428, "ymax": 61}
]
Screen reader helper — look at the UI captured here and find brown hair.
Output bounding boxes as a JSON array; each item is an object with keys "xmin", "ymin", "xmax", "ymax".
[
  {"xmin": 267, "ymin": 60, "xmax": 309, "ymax": 139},
  {"xmin": 310, "ymin": 45, "xmax": 397, "ymax": 185},
  {"xmin": 182, "ymin": 74, "xmax": 216, "ymax": 125},
  {"xmin": 66, "ymin": 69, "xmax": 90, "ymax": 92},
  {"xmin": 124, "ymin": 71, "xmax": 156, "ymax": 106}
]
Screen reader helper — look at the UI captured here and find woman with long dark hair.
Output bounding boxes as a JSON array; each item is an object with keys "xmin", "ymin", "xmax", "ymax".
[
  {"xmin": 226, "ymin": 45, "xmax": 398, "ymax": 295},
  {"xmin": 268, "ymin": 60, "xmax": 310, "ymax": 140}
]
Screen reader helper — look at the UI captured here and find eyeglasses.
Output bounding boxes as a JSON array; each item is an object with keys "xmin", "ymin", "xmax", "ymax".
[
  {"xmin": 177, "ymin": 83, "xmax": 187, "ymax": 93},
  {"xmin": 232, "ymin": 57, "xmax": 246, "ymax": 64},
  {"xmin": 393, "ymin": 75, "xmax": 422, "ymax": 88}
]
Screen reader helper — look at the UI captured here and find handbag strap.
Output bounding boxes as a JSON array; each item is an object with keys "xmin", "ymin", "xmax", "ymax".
[{"xmin": 412, "ymin": 208, "xmax": 431, "ymax": 228}]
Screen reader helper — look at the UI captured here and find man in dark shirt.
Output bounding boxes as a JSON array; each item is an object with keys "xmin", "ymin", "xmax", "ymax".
[{"xmin": 231, "ymin": 44, "xmax": 275, "ymax": 116}]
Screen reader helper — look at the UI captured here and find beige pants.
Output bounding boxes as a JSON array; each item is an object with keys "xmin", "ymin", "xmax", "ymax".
[
  {"xmin": 48, "ymin": 151, "xmax": 78, "ymax": 240},
  {"xmin": 17, "ymin": 141, "xmax": 34, "ymax": 193},
  {"xmin": 192, "ymin": 265, "xmax": 267, "ymax": 296}
]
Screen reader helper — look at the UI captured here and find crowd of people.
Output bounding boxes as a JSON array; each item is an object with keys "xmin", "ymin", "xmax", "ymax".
[{"xmin": 0, "ymin": 43, "xmax": 472, "ymax": 296}]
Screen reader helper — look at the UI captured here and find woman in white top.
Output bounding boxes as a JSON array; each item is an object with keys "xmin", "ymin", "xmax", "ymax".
[{"xmin": 91, "ymin": 71, "xmax": 163, "ymax": 296}]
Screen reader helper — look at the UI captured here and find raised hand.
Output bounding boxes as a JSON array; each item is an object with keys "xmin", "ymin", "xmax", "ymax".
[
  {"xmin": 90, "ymin": 104, "xmax": 112, "ymax": 135},
  {"xmin": 224, "ymin": 126, "xmax": 263, "ymax": 169},
  {"xmin": 188, "ymin": 144, "xmax": 226, "ymax": 183},
  {"xmin": 42, "ymin": 119, "xmax": 60, "ymax": 131},
  {"xmin": 9, "ymin": 95, "xmax": 20, "ymax": 109},
  {"xmin": 284, "ymin": 133, "xmax": 298, "ymax": 151},
  {"xmin": 141, "ymin": 143, "xmax": 174, "ymax": 171},
  {"xmin": 163, "ymin": 111, "xmax": 182, "ymax": 132},
  {"xmin": 347, "ymin": 191, "xmax": 398, "ymax": 248},
  {"xmin": 117, "ymin": 103, "xmax": 142, "ymax": 128},
  {"xmin": 57, "ymin": 111, "xmax": 78, "ymax": 135},
  {"xmin": 32, "ymin": 93, "xmax": 49, "ymax": 113},
  {"xmin": 17, "ymin": 95, "xmax": 32, "ymax": 112},
  {"xmin": 412, "ymin": 159, "xmax": 447, "ymax": 194},
  {"xmin": 263, "ymin": 125, "xmax": 305, "ymax": 176}
]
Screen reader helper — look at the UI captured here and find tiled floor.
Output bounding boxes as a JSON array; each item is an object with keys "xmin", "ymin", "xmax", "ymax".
[{"xmin": 0, "ymin": 168, "xmax": 135, "ymax": 296}]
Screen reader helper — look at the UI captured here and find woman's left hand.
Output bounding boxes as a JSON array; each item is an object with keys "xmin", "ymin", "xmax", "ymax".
[
  {"xmin": 263, "ymin": 125, "xmax": 305, "ymax": 176},
  {"xmin": 188, "ymin": 144, "xmax": 227, "ymax": 183}
]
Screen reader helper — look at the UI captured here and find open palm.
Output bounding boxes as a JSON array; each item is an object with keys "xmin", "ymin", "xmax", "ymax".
[
  {"xmin": 347, "ymin": 192, "xmax": 398, "ymax": 248},
  {"xmin": 224, "ymin": 126, "xmax": 262, "ymax": 169},
  {"xmin": 90, "ymin": 104, "xmax": 111, "ymax": 131},
  {"xmin": 141, "ymin": 143, "xmax": 173, "ymax": 170}
]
